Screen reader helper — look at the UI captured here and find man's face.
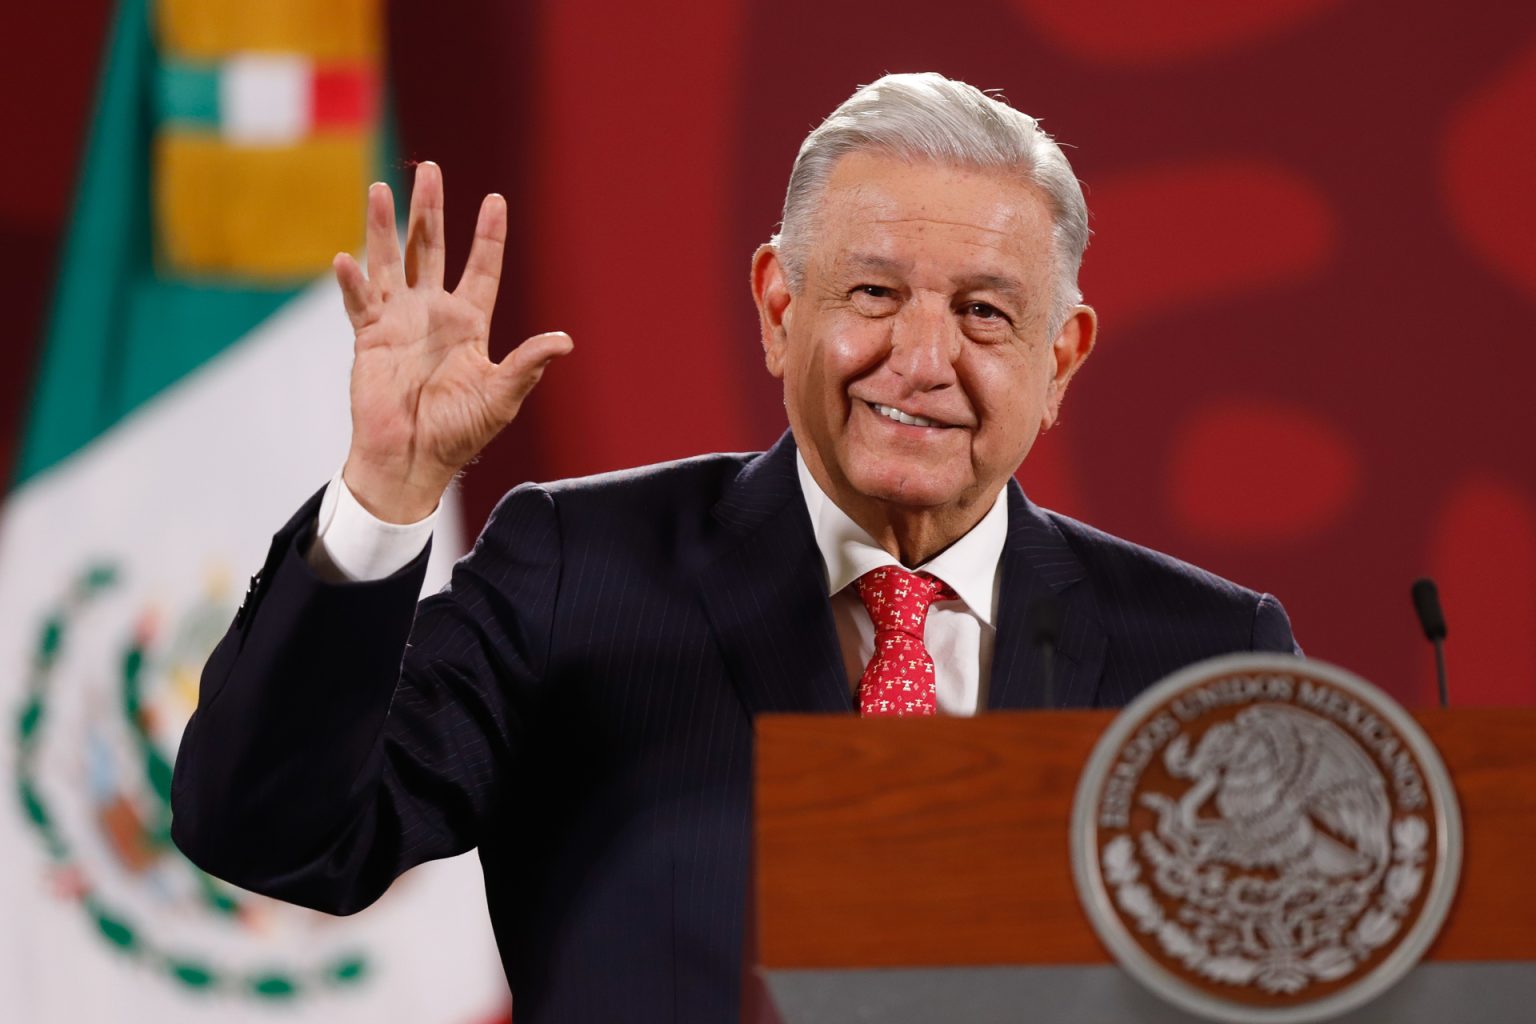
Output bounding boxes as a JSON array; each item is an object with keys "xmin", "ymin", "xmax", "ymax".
[{"xmin": 753, "ymin": 151, "xmax": 1095, "ymax": 540}]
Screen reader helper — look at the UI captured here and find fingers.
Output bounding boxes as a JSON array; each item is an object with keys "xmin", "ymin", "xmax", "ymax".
[
  {"xmin": 455, "ymin": 193, "xmax": 507, "ymax": 316},
  {"xmin": 491, "ymin": 331, "xmax": 574, "ymax": 414},
  {"xmin": 333, "ymin": 252, "xmax": 377, "ymax": 329},
  {"xmin": 364, "ymin": 182, "xmax": 404, "ymax": 294},
  {"xmin": 404, "ymin": 161, "xmax": 446, "ymax": 290}
]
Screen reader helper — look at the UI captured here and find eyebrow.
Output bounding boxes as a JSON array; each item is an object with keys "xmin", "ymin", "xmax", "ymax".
[
  {"xmin": 838, "ymin": 252, "xmax": 910, "ymax": 276},
  {"xmin": 953, "ymin": 273, "xmax": 1026, "ymax": 300}
]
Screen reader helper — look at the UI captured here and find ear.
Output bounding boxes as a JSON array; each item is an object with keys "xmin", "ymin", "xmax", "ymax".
[
  {"xmin": 751, "ymin": 244, "xmax": 794, "ymax": 379},
  {"xmin": 1042, "ymin": 305, "xmax": 1098, "ymax": 430}
]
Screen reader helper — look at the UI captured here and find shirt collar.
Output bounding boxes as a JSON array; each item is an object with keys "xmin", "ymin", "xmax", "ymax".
[{"xmin": 794, "ymin": 451, "xmax": 1007, "ymax": 626}]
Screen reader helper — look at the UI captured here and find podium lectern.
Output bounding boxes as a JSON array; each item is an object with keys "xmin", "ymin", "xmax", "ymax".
[{"xmin": 748, "ymin": 709, "xmax": 1536, "ymax": 1023}]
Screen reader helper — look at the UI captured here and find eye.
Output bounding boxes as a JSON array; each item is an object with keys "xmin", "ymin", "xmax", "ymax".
[
  {"xmin": 961, "ymin": 301, "xmax": 1010, "ymax": 323},
  {"xmin": 849, "ymin": 284, "xmax": 900, "ymax": 316}
]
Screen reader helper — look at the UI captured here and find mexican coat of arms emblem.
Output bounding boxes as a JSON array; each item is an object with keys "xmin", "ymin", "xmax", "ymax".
[{"xmin": 1071, "ymin": 654, "xmax": 1461, "ymax": 1023}]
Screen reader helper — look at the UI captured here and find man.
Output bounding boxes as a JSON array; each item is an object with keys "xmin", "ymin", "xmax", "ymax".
[{"xmin": 172, "ymin": 73, "xmax": 1297, "ymax": 1022}]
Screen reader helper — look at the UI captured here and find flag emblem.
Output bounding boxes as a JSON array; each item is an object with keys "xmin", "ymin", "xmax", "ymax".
[{"xmin": 15, "ymin": 561, "xmax": 373, "ymax": 998}]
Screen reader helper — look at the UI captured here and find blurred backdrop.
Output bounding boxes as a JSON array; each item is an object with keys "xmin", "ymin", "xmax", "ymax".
[{"xmin": 1, "ymin": 0, "xmax": 1534, "ymax": 1020}]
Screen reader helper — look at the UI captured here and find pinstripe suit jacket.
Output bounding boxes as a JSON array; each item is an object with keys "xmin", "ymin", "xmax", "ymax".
[{"xmin": 171, "ymin": 431, "xmax": 1296, "ymax": 1023}]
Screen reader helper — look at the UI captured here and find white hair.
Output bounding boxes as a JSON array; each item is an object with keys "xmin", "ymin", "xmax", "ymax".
[{"xmin": 770, "ymin": 72, "xmax": 1090, "ymax": 333}]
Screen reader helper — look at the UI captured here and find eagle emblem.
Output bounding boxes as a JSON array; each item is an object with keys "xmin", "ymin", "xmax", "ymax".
[{"xmin": 1072, "ymin": 655, "xmax": 1460, "ymax": 1023}]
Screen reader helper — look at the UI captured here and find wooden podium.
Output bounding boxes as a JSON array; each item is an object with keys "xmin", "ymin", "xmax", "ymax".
[{"xmin": 748, "ymin": 709, "xmax": 1536, "ymax": 1023}]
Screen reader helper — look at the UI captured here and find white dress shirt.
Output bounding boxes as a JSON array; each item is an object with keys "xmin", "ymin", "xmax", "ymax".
[
  {"xmin": 794, "ymin": 453, "xmax": 1004, "ymax": 716},
  {"xmin": 309, "ymin": 453, "xmax": 1008, "ymax": 715},
  {"xmin": 307, "ymin": 469, "xmax": 441, "ymax": 581}
]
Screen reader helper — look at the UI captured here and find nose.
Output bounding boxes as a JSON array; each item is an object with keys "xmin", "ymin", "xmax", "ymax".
[{"xmin": 887, "ymin": 297, "xmax": 960, "ymax": 391}]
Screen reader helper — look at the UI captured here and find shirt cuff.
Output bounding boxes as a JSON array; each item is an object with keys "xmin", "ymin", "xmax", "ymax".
[{"xmin": 307, "ymin": 470, "xmax": 438, "ymax": 582}]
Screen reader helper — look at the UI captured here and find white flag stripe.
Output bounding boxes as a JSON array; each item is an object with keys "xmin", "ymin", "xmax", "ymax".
[
  {"xmin": 221, "ymin": 53, "xmax": 312, "ymax": 145},
  {"xmin": 0, "ymin": 280, "xmax": 502, "ymax": 1022}
]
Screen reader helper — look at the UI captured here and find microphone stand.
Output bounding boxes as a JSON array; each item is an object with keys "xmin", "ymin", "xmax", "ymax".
[
  {"xmin": 1027, "ymin": 596, "xmax": 1062, "ymax": 710},
  {"xmin": 1432, "ymin": 636, "xmax": 1448, "ymax": 709}
]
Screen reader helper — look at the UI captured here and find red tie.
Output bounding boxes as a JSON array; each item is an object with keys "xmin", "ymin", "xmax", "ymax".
[{"xmin": 853, "ymin": 567, "xmax": 956, "ymax": 717}]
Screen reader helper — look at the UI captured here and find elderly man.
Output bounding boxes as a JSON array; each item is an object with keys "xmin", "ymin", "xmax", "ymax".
[{"xmin": 172, "ymin": 73, "xmax": 1297, "ymax": 1022}]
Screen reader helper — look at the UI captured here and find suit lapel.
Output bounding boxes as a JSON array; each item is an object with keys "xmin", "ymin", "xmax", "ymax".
[
  {"xmin": 988, "ymin": 482, "xmax": 1108, "ymax": 710},
  {"xmin": 695, "ymin": 441, "xmax": 1107, "ymax": 714},
  {"xmin": 695, "ymin": 433, "xmax": 852, "ymax": 716}
]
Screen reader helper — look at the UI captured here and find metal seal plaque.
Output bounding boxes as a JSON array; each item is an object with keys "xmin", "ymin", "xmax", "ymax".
[{"xmin": 1071, "ymin": 654, "xmax": 1461, "ymax": 1023}]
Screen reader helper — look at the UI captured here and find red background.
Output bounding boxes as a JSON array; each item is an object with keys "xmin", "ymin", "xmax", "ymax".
[{"xmin": 5, "ymin": 0, "xmax": 1534, "ymax": 707}]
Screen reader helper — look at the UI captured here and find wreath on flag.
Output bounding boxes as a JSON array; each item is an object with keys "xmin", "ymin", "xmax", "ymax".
[{"xmin": 13, "ymin": 562, "xmax": 369, "ymax": 998}]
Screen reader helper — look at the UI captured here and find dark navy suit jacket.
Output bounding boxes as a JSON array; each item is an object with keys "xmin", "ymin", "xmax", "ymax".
[{"xmin": 171, "ymin": 432, "xmax": 1297, "ymax": 1022}]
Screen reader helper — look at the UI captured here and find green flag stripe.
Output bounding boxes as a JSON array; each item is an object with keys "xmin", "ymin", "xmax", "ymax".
[
  {"xmin": 15, "ymin": 0, "xmax": 154, "ymax": 486},
  {"xmin": 154, "ymin": 61, "xmax": 220, "ymax": 129},
  {"xmin": 13, "ymin": 0, "xmax": 296, "ymax": 488}
]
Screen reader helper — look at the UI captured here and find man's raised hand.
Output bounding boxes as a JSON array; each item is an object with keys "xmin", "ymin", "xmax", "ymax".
[{"xmin": 333, "ymin": 162, "xmax": 572, "ymax": 523}]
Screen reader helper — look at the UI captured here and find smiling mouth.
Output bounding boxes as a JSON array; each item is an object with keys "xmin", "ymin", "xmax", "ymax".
[{"xmin": 868, "ymin": 402, "xmax": 950, "ymax": 428}]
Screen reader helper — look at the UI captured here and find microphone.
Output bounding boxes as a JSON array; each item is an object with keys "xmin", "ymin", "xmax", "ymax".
[
  {"xmin": 1027, "ymin": 595, "xmax": 1063, "ymax": 709},
  {"xmin": 1411, "ymin": 578, "xmax": 1449, "ymax": 707}
]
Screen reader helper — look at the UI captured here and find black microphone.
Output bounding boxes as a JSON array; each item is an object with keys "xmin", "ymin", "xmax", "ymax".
[
  {"xmin": 1027, "ymin": 595, "xmax": 1063, "ymax": 709},
  {"xmin": 1411, "ymin": 577, "xmax": 1450, "ymax": 707}
]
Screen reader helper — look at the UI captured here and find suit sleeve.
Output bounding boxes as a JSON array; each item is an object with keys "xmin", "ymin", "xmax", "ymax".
[
  {"xmin": 1251, "ymin": 592, "xmax": 1302, "ymax": 656},
  {"xmin": 171, "ymin": 482, "xmax": 561, "ymax": 915}
]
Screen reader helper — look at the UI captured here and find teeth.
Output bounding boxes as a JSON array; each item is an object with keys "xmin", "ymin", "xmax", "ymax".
[{"xmin": 872, "ymin": 403, "xmax": 939, "ymax": 428}]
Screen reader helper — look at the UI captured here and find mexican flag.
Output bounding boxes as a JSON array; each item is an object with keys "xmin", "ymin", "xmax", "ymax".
[{"xmin": 0, "ymin": 1, "xmax": 506, "ymax": 1020}]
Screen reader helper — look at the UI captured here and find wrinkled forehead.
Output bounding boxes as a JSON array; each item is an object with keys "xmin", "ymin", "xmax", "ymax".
[{"xmin": 809, "ymin": 153, "xmax": 1059, "ymax": 284}]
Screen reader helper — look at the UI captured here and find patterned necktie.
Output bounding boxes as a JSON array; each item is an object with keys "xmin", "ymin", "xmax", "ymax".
[{"xmin": 853, "ymin": 566, "xmax": 957, "ymax": 717}]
